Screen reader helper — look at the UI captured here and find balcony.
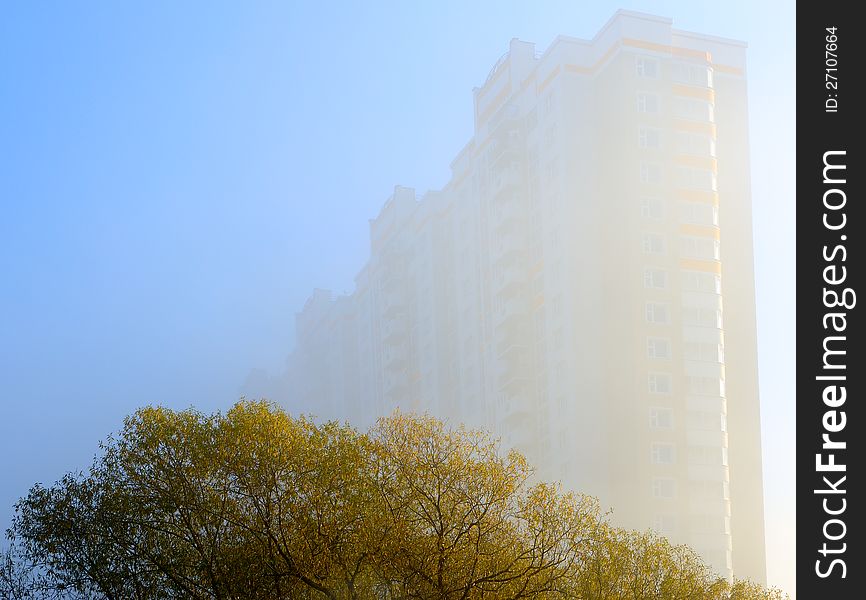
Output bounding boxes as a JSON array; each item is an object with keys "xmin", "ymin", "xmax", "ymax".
[
  {"xmin": 383, "ymin": 349, "xmax": 408, "ymax": 373},
  {"xmin": 380, "ymin": 291, "xmax": 404, "ymax": 319},
  {"xmin": 494, "ymin": 295, "xmax": 530, "ymax": 329},
  {"xmin": 497, "ymin": 346, "xmax": 532, "ymax": 394},
  {"xmin": 384, "ymin": 380, "xmax": 411, "ymax": 404},
  {"xmin": 489, "ymin": 136, "xmax": 522, "ymax": 169},
  {"xmin": 488, "ymin": 101, "xmax": 521, "ymax": 132},
  {"xmin": 491, "ymin": 225, "xmax": 526, "ymax": 267},
  {"xmin": 687, "ymin": 496, "xmax": 731, "ymax": 518},
  {"xmin": 491, "ymin": 196, "xmax": 525, "ymax": 233},
  {"xmin": 499, "ymin": 371, "xmax": 532, "ymax": 396},
  {"xmin": 495, "ymin": 318, "xmax": 530, "ymax": 355},
  {"xmin": 379, "ymin": 269, "xmax": 403, "ymax": 293},
  {"xmin": 500, "ymin": 398, "xmax": 533, "ymax": 426},
  {"xmin": 503, "ymin": 422, "xmax": 537, "ymax": 452},
  {"xmin": 489, "ymin": 167, "xmax": 522, "ymax": 200},
  {"xmin": 493, "ymin": 264, "xmax": 526, "ymax": 299},
  {"xmin": 498, "ymin": 342, "xmax": 529, "ymax": 363},
  {"xmin": 381, "ymin": 318, "xmax": 407, "ymax": 345}
]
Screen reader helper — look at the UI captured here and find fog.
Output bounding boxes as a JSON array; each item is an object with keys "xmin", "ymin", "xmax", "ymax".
[{"xmin": 0, "ymin": 0, "xmax": 794, "ymax": 595}]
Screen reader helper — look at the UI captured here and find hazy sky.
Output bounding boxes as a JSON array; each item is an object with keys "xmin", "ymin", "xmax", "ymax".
[{"xmin": 0, "ymin": 1, "xmax": 795, "ymax": 595}]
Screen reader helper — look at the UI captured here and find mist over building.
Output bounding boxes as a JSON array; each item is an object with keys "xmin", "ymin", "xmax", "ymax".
[{"xmin": 244, "ymin": 10, "xmax": 766, "ymax": 584}]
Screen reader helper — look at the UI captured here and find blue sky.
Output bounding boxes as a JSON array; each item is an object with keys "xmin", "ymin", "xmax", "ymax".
[{"xmin": 0, "ymin": 1, "xmax": 795, "ymax": 594}]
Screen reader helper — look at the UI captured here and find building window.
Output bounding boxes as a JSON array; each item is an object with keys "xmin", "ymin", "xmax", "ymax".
[
  {"xmin": 688, "ymin": 410, "xmax": 727, "ymax": 431},
  {"xmin": 682, "ymin": 306, "xmax": 723, "ymax": 328},
  {"xmin": 645, "ymin": 302, "xmax": 670, "ymax": 324},
  {"xmin": 682, "ymin": 271, "xmax": 722, "ymax": 294},
  {"xmin": 558, "ymin": 395, "xmax": 567, "ymax": 410},
  {"xmin": 647, "ymin": 337, "xmax": 671, "ymax": 360},
  {"xmin": 637, "ymin": 92, "xmax": 660, "ymax": 113},
  {"xmin": 650, "ymin": 407, "xmax": 674, "ymax": 429},
  {"xmin": 640, "ymin": 197, "xmax": 664, "ymax": 219},
  {"xmin": 545, "ymin": 159, "xmax": 559, "ymax": 181},
  {"xmin": 640, "ymin": 162, "xmax": 663, "ymax": 184},
  {"xmin": 643, "ymin": 268, "xmax": 668, "ymax": 289},
  {"xmin": 690, "ymin": 479, "xmax": 725, "ymax": 500},
  {"xmin": 684, "ymin": 342, "xmax": 724, "ymax": 363},
  {"xmin": 636, "ymin": 57, "xmax": 659, "ymax": 78},
  {"xmin": 651, "ymin": 442, "xmax": 676, "ymax": 464},
  {"xmin": 652, "ymin": 478, "xmax": 676, "ymax": 499},
  {"xmin": 542, "ymin": 91, "xmax": 556, "ymax": 115},
  {"xmin": 689, "ymin": 514, "xmax": 728, "ymax": 534},
  {"xmin": 653, "ymin": 514, "xmax": 677, "ymax": 535},
  {"xmin": 686, "ymin": 376, "xmax": 724, "ymax": 396},
  {"xmin": 675, "ymin": 131, "xmax": 716, "ymax": 156},
  {"xmin": 671, "ymin": 62, "xmax": 713, "ymax": 87},
  {"xmin": 648, "ymin": 372, "xmax": 672, "ymax": 394},
  {"xmin": 672, "ymin": 97, "xmax": 714, "ymax": 122},
  {"xmin": 525, "ymin": 108, "xmax": 538, "ymax": 131},
  {"xmin": 642, "ymin": 233, "xmax": 666, "ymax": 254},
  {"xmin": 544, "ymin": 124, "xmax": 557, "ymax": 148},
  {"xmin": 639, "ymin": 127, "xmax": 662, "ymax": 149},
  {"xmin": 687, "ymin": 445, "xmax": 725, "ymax": 466},
  {"xmin": 680, "ymin": 202, "xmax": 719, "ymax": 226},
  {"xmin": 675, "ymin": 167, "xmax": 717, "ymax": 191}
]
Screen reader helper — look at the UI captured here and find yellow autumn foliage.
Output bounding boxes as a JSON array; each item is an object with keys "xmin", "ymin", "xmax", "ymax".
[{"xmin": 3, "ymin": 401, "xmax": 786, "ymax": 600}]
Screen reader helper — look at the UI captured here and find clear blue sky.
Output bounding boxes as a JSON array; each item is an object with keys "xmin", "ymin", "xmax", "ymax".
[{"xmin": 0, "ymin": 1, "xmax": 795, "ymax": 594}]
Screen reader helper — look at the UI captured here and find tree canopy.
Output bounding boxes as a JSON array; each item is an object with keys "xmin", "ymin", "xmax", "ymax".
[{"xmin": 2, "ymin": 401, "xmax": 786, "ymax": 599}]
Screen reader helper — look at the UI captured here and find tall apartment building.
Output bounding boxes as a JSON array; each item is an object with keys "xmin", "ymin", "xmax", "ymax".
[{"xmin": 251, "ymin": 10, "xmax": 766, "ymax": 583}]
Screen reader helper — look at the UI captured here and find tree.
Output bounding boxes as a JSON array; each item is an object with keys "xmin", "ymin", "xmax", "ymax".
[
  {"xmin": 5, "ymin": 401, "xmax": 788, "ymax": 599},
  {"xmin": 368, "ymin": 412, "xmax": 599, "ymax": 599},
  {"xmin": 217, "ymin": 401, "xmax": 379, "ymax": 599}
]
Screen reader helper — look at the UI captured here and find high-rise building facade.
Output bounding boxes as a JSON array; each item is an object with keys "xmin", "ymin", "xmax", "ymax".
[{"xmin": 251, "ymin": 10, "xmax": 765, "ymax": 583}]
